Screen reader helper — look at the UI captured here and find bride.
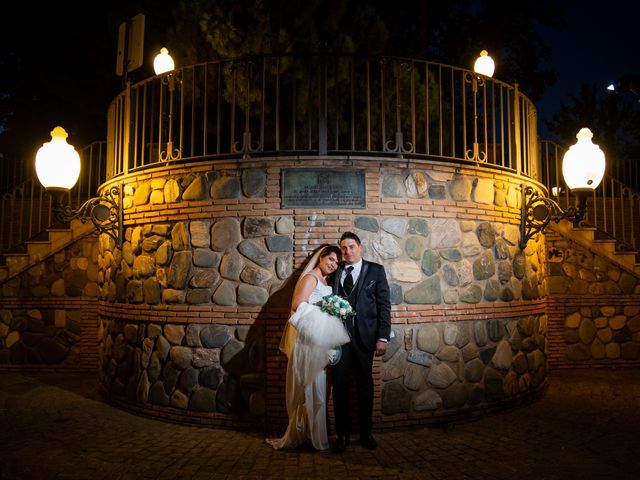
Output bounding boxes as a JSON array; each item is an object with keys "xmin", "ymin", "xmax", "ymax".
[{"xmin": 266, "ymin": 245, "xmax": 350, "ymax": 450}]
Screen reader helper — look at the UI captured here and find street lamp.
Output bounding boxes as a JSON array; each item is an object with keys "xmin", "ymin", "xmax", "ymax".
[
  {"xmin": 520, "ymin": 128, "xmax": 605, "ymax": 249},
  {"xmin": 35, "ymin": 127, "xmax": 123, "ymax": 247},
  {"xmin": 153, "ymin": 47, "xmax": 174, "ymax": 75},
  {"xmin": 464, "ymin": 50, "xmax": 496, "ymax": 162},
  {"xmin": 153, "ymin": 47, "xmax": 181, "ymax": 161},
  {"xmin": 473, "ymin": 50, "xmax": 495, "ymax": 78}
]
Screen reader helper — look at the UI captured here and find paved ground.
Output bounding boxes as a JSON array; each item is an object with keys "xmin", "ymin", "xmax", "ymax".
[{"xmin": 0, "ymin": 368, "xmax": 639, "ymax": 480}]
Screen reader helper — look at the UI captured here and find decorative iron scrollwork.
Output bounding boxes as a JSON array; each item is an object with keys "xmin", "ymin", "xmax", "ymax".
[{"xmin": 51, "ymin": 185, "xmax": 124, "ymax": 248}]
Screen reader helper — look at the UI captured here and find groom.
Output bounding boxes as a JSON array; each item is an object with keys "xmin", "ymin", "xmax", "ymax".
[{"xmin": 330, "ymin": 231, "xmax": 391, "ymax": 452}]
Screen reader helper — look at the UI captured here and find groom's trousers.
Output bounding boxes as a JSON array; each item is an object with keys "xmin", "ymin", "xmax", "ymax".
[{"xmin": 332, "ymin": 335, "xmax": 374, "ymax": 438}]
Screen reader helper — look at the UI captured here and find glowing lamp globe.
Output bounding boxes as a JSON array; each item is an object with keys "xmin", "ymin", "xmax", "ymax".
[
  {"xmin": 474, "ymin": 50, "xmax": 495, "ymax": 78},
  {"xmin": 562, "ymin": 128, "xmax": 606, "ymax": 192},
  {"xmin": 35, "ymin": 127, "xmax": 81, "ymax": 191},
  {"xmin": 153, "ymin": 47, "xmax": 175, "ymax": 75}
]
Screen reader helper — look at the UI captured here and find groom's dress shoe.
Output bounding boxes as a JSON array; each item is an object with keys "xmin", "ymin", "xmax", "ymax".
[
  {"xmin": 331, "ymin": 435, "xmax": 350, "ymax": 453},
  {"xmin": 359, "ymin": 434, "xmax": 377, "ymax": 450}
]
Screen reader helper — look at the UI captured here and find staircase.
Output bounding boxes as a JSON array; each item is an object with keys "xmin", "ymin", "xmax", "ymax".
[
  {"xmin": 0, "ymin": 220, "xmax": 97, "ymax": 282},
  {"xmin": 0, "ymin": 141, "xmax": 107, "ymax": 283},
  {"xmin": 550, "ymin": 221, "xmax": 640, "ymax": 276}
]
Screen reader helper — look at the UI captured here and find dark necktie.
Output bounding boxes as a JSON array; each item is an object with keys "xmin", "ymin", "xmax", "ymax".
[{"xmin": 343, "ymin": 266, "xmax": 354, "ymax": 295}]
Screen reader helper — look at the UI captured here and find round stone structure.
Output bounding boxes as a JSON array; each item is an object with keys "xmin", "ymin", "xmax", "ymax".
[{"xmin": 96, "ymin": 155, "xmax": 548, "ymax": 431}]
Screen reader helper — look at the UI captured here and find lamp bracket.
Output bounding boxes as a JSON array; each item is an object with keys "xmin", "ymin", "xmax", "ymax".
[
  {"xmin": 519, "ymin": 184, "xmax": 588, "ymax": 250},
  {"xmin": 50, "ymin": 184, "xmax": 124, "ymax": 248}
]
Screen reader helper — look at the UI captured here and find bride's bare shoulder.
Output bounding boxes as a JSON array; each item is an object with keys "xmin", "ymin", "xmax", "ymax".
[{"xmin": 301, "ymin": 272, "xmax": 326, "ymax": 286}]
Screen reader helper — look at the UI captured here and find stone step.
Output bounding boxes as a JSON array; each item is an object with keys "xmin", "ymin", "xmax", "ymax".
[
  {"xmin": 591, "ymin": 239, "xmax": 617, "ymax": 257},
  {"xmin": 26, "ymin": 240, "xmax": 52, "ymax": 263},
  {"xmin": 612, "ymin": 251, "xmax": 638, "ymax": 270},
  {"xmin": 47, "ymin": 229, "xmax": 74, "ymax": 249},
  {"xmin": 569, "ymin": 225, "xmax": 596, "ymax": 243},
  {"xmin": 1, "ymin": 220, "xmax": 96, "ymax": 283},
  {"xmin": 3, "ymin": 252, "xmax": 30, "ymax": 277}
]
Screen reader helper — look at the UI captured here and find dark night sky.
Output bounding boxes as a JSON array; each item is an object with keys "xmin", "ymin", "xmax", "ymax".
[
  {"xmin": 535, "ymin": 0, "xmax": 639, "ymax": 139},
  {"xmin": 1, "ymin": 1, "xmax": 638, "ymax": 154}
]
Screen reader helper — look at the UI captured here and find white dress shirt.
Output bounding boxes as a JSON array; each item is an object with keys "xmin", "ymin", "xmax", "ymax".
[{"xmin": 341, "ymin": 259, "xmax": 362, "ymax": 287}]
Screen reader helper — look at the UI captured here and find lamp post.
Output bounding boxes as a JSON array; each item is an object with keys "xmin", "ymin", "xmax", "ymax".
[
  {"xmin": 520, "ymin": 128, "xmax": 605, "ymax": 249},
  {"xmin": 153, "ymin": 47, "xmax": 181, "ymax": 161},
  {"xmin": 35, "ymin": 127, "xmax": 123, "ymax": 247},
  {"xmin": 464, "ymin": 50, "xmax": 496, "ymax": 162}
]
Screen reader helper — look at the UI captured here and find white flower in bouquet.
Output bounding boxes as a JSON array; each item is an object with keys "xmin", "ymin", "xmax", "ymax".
[{"xmin": 320, "ymin": 294, "xmax": 355, "ymax": 321}]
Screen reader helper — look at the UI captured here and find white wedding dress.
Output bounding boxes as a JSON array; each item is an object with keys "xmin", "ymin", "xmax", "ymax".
[{"xmin": 266, "ymin": 278, "xmax": 350, "ymax": 450}]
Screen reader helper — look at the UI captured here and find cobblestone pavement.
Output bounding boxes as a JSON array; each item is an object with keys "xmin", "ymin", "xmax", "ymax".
[{"xmin": 0, "ymin": 368, "xmax": 639, "ymax": 480}]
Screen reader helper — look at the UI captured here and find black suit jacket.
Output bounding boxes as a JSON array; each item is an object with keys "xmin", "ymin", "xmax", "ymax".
[{"xmin": 332, "ymin": 260, "xmax": 391, "ymax": 350}]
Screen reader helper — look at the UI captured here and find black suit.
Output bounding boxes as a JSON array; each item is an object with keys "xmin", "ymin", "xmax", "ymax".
[{"xmin": 331, "ymin": 260, "xmax": 391, "ymax": 438}]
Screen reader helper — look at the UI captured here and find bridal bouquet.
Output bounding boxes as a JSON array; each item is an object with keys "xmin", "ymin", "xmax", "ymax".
[{"xmin": 320, "ymin": 294, "xmax": 355, "ymax": 321}]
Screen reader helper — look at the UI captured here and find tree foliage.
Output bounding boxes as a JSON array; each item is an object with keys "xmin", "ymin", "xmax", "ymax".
[{"xmin": 0, "ymin": 0, "xmax": 562, "ymax": 174}]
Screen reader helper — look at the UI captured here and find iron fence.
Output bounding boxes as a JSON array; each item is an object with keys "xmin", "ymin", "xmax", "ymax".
[{"xmin": 107, "ymin": 54, "xmax": 538, "ymax": 179}]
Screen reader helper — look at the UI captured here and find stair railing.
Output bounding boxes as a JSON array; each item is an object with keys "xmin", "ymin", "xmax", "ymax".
[
  {"xmin": 539, "ymin": 139, "xmax": 640, "ymax": 253},
  {"xmin": 0, "ymin": 141, "xmax": 107, "ymax": 255}
]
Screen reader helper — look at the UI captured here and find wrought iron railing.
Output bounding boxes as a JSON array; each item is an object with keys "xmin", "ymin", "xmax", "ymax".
[
  {"xmin": 0, "ymin": 142, "xmax": 107, "ymax": 254},
  {"xmin": 2, "ymin": 54, "xmax": 639, "ymax": 266},
  {"xmin": 539, "ymin": 140, "xmax": 640, "ymax": 252},
  {"xmin": 106, "ymin": 54, "xmax": 539, "ymax": 179}
]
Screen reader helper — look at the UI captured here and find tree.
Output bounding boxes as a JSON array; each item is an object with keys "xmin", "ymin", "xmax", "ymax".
[{"xmin": 0, "ymin": 0, "xmax": 563, "ymax": 189}]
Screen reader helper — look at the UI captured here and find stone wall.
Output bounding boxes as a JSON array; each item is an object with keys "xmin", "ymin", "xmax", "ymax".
[
  {"xmin": 380, "ymin": 313, "xmax": 547, "ymax": 421},
  {"xmin": 0, "ymin": 237, "xmax": 99, "ymax": 369},
  {"xmin": 544, "ymin": 230, "xmax": 640, "ymax": 368},
  {"xmin": 95, "ymin": 157, "xmax": 551, "ymax": 429}
]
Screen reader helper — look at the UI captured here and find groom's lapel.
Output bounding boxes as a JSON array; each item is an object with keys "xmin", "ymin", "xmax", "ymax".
[
  {"xmin": 353, "ymin": 261, "xmax": 369, "ymax": 300},
  {"xmin": 333, "ymin": 266, "xmax": 344, "ymax": 293}
]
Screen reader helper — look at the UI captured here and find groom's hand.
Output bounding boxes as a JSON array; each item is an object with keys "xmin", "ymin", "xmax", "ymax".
[{"xmin": 374, "ymin": 340, "xmax": 387, "ymax": 357}]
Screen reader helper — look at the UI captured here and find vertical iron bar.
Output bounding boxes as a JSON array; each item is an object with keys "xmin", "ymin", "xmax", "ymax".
[
  {"xmin": 292, "ymin": 62, "xmax": 297, "ymax": 150},
  {"xmin": 275, "ymin": 58, "xmax": 280, "ymax": 151},
  {"xmin": 513, "ymin": 84, "xmax": 521, "ymax": 175},
  {"xmin": 261, "ymin": 58, "xmax": 265, "ymax": 152},
  {"xmin": 450, "ymin": 68, "xmax": 455, "ymax": 158},
  {"xmin": 217, "ymin": 63, "xmax": 221, "ymax": 154},
  {"xmin": 410, "ymin": 61, "xmax": 416, "ymax": 152},
  {"xmin": 611, "ymin": 178, "xmax": 617, "ymax": 239},
  {"xmin": 231, "ymin": 65, "xmax": 237, "ymax": 152},
  {"xmin": 483, "ymin": 79, "xmax": 488, "ymax": 163},
  {"xmin": 381, "ymin": 60, "xmax": 386, "ymax": 150},
  {"xmin": 158, "ymin": 81, "xmax": 164, "ymax": 161},
  {"xmin": 462, "ymin": 72, "xmax": 468, "ymax": 157},
  {"xmin": 630, "ymin": 195, "xmax": 637, "ymax": 246},
  {"xmin": 191, "ymin": 67, "xmax": 196, "ymax": 156},
  {"xmin": 28, "ymin": 180, "xmax": 35, "ymax": 239},
  {"xmin": 351, "ymin": 57, "xmax": 355, "ymax": 151},
  {"xmin": 334, "ymin": 59, "xmax": 340, "ymax": 151},
  {"xmin": 38, "ymin": 183, "xmax": 43, "ymax": 234},
  {"xmin": 438, "ymin": 65, "xmax": 443, "ymax": 156},
  {"xmin": 621, "ymin": 187, "xmax": 628, "ymax": 244},
  {"xmin": 425, "ymin": 63, "xmax": 430, "ymax": 155},
  {"xmin": 491, "ymin": 81, "xmax": 497, "ymax": 166},
  {"xmin": 366, "ymin": 60, "xmax": 371, "ymax": 152},
  {"xmin": 8, "ymin": 192, "xmax": 15, "ymax": 247},
  {"xmin": 203, "ymin": 64, "xmax": 208, "ymax": 155}
]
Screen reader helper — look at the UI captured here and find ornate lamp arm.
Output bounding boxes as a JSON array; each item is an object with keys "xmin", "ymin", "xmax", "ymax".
[
  {"xmin": 50, "ymin": 184, "xmax": 124, "ymax": 248},
  {"xmin": 519, "ymin": 184, "xmax": 588, "ymax": 250}
]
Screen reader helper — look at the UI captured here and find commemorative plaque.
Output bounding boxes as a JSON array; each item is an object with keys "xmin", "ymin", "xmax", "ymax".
[{"xmin": 281, "ymin": 168, "xmax": 366, "ymax": 208}]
